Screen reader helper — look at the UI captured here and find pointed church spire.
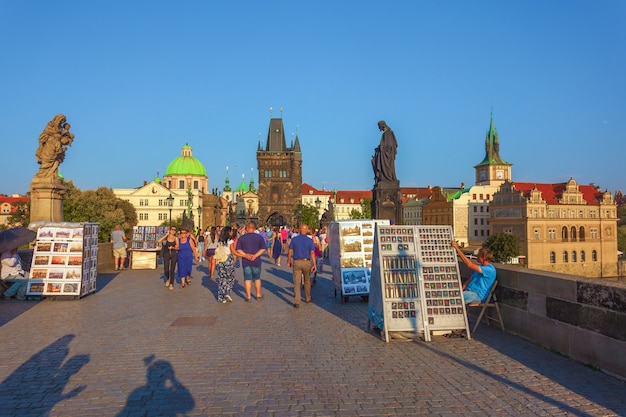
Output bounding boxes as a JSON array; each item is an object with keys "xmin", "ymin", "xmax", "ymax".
[{"xmin": 476, "ymin": 113, "xmax": 509, "ymax": 166}]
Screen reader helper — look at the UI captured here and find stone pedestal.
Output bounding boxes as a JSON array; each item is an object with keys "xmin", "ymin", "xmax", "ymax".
[
  {"xmin": 371, "ymin": 180, "xmax": 402, "ymax": 224},
  {"xmin": 29, "ymin": 177, "xmax": 68, "ymax": 223}
]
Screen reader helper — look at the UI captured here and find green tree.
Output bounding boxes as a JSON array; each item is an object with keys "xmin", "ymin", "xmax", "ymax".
[
  {"xmin": 618, "ymin": 225, "xmax": 626, "ymax": 255},
  {"xmin": 6, "ymin": 200, "xmax": 30, "ymax": 228},
  {"xmin": 349, "ymin": 198, "xmax": 372, "ymax": 220},
  {"xmin": 483, "ymin": 232, "xmax": 521, "ymax": 263},
  {"xmin": 618, "ymin": 205, "xmax": 626, "ymax": 227},
  {"xmin": 293, "ymin": 204, "xmax": 320, "ymax": 229},
  {"xmin": 63, "ymin": 181, "xmax": 138, "ymax": 242}
]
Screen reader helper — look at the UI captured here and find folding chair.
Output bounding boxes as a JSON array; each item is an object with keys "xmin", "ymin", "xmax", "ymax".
[{"xmin": 466, "ymin": 280, "xmax": 504, "ymax": 333}]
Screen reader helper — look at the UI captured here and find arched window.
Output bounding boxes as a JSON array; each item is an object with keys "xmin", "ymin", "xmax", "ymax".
[
  {"xmin": 581, "ymin": 251, "xmax": 585, "ymax": 262},
  {"xmin": 579, "ymin": 227, "xmax": 585, "ymax": 241},
  {"xmin": 592, "ymin": 250, "xmax": 597, "ymax": 261},
  {"xmin": 550, "ymin": 252, "xmax": 556, "ymax": 263},
  {"xmin": 571, "ymin": 226, "xmax": 577, "ymax": 240},
  {"xmin": 563, "ymin": 251, "xmax": 568, "ymax": 263},
  {"xmin": 561, "ymin": 226, "xmax": 568, "ymax": 241},
  {"xmin": 572, "ymin": 251, "xmax": 577, "ymax": 262}
]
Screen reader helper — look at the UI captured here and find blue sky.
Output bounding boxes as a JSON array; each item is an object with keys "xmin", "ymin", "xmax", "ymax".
[{"xmin": 1, "ymin": 1, "xmax": 624, "ymax": 197}]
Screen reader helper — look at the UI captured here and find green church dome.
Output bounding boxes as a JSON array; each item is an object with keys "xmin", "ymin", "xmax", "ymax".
[{"xmin": 165, "ymin": 144, "xmax": 207, "ymax": 177}]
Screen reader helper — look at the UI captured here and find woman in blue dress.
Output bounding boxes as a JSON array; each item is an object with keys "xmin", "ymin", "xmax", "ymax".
[
  {"xmin": 271, "ymin": 226, "xmax": 282, "ymax": 266},
  {"xmin": 177, "ymin": 228, "xmax": 198, "ymax": 288}
]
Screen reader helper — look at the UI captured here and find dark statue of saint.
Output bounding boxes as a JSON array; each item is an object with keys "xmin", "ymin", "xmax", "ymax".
[
  {"xmin": 35, "ymin": 114, "xmax": 75, "ymax": 180},
  {"xmin": 371, "ymin": 120, "xmax": 398, "ymax": 185}
]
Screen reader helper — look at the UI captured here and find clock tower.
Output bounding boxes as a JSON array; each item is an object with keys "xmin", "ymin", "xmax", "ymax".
[{"xmin": 474, "ymin": 114, "xmax": 512, "ymax": 186}]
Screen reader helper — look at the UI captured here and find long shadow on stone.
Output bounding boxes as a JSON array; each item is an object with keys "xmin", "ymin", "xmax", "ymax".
[
  {"xmin": 0, "ymin": 334, "xmax": 89, "ymax": 416},
  {"xmin": 116, "ymin": 354, "xmax": 195, "ymax": 417}
]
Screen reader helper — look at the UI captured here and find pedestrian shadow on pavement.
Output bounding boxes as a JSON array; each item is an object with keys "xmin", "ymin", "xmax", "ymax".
[
  {"xmin": 116, "ymin": 354, "xmax": 195, "ymax": 417},
  {"xmin": 0, "ymin": 334, "xmax": 89, "ymax": 416}
]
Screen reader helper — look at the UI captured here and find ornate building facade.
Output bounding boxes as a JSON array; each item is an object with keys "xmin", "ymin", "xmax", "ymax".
[
  {"xmin": 113, "ymin": 144, "xmax": 207, "ymax": 227},
  {"xmin": 256, "ymin": 118, "xmax": 302, "ymax": 226},
  {"xmin": 490, "ymin": 178, "xmax": 618, "ymax": 277}
]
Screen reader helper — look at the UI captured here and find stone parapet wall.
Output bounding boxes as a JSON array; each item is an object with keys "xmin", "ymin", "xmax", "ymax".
[
  {"xmin": 98, "ymin": 242, "xmax": 114, "ymax": 272},
  {"xmin": 459, "ymin": 262, "xmax": 626, "ymax": 380}
]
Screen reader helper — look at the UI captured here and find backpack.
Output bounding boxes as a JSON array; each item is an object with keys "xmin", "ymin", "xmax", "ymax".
[{"xmin": 214, "ymin": 243, "xmax": 228, "ymax": 263}]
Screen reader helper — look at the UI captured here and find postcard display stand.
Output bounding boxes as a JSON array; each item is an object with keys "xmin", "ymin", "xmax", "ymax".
[
  {"xmin": 27, "ymin": 222, "xmax": 99, "ymax": 299},
  {"xmin": 328, "ymin": 220, "xmax": 389, "ymax": 303},
  {"xmin": 131, "ymin": 226, "xmax": 168, "ymax": 270},
  {"xmin": 367, "ymin": 225, "xmax": 471, "ymax": 342}
]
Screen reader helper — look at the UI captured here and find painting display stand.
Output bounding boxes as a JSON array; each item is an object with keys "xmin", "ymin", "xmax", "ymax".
[
  {"xmin": 328, "ymin": 220, "xmax": 389, "ymax": 302},
  {"xmin": 368, "ymin": 225, "xmax": 471, "ymax": 342},
  {"xmin": 131, "ymin": 226, "xmax": 167, "ymax": 270},
  {"xmin": 26, "ymin": 222, "xmax": 99, "ymax": 300}
]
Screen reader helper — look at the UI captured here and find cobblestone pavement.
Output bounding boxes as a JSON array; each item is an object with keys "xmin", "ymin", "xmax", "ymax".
[{"xmin": 1, "ymin": 255, "xmax": 625, "ymax": 416}]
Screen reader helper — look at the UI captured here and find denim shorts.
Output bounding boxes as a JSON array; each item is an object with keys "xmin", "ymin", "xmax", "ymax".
[
  {"xmin": 463, "ymin": 290, "xmax": 483, "ymax": 304},
  {"xmin": 243, "ymin": 266, "xmax": 261, "ymax": 281}
]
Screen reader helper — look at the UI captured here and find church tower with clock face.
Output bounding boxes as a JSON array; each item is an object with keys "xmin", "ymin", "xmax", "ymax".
[
  {"xmin": 474, "ymin": 114, "xmax": 512, "ymax": 186},
  {"xmin": 256, "ymin": 113, "xmax": 302, "ymax": 226}
]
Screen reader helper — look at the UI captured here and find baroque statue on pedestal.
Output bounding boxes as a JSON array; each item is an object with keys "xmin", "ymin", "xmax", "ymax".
[{"xmin": 35, "ymin": 114, "xmax": 75, "ymax": 180}]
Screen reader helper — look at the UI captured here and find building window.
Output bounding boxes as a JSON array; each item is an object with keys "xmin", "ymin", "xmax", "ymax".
[
  {"xmin": 548, "ymin": 229, "xmax": 556, "ymax": 240},
  {"xmin": 534, "ymin": 229, "xmax": 539, "ymax": 240},
  {"xmin": 473, "ymin": 206, "xmax": 477, "ymax": 212},
  {"xmin": 592, "ymin": 250, "xmax": 597, "ymax": 261},
  {"xmin": 581, "ymin": 251, "xmax": 585, "ymax": 262},
  {"xmin": 579, "ymin": 227, "xmax": 585, "ymax": 241},
  {"xmin": 193, "ymin": 180, "xmax": 199, "ymax": 190},
  {"xmin": 590, "ymin": 229, "xmax": 597, "ymax": 239},
  {"xmin": 561, "ymin": 226, "xmax": 568, "ymax": 241},
  {"xmin": 479, "ymin": 194, "xmax": 483, "ymax": 200},
  {"xmin": 571, "ymin": 227, "xmax": 577, "ymax": 241},
  {"xmin": 480, "ymin": 219, "xmax": 484, "ymax": 225},
  {"xmin": 480, "ymin": 206, "xmax": 484, "ymax": 212},
  {"xmin": 533, "ymin": 210, "xmax": 538, "ymax": 218},
  {"xmin": 480, "ymin": 230, "xmax": 484, "ymax": 236},
  {"xmin": 563, "ymin": 251, "xmax": 568, "ymax": 263},
  {"xmin": 474, "ymin": 230, "xmax": 478, "ymax": 236},
  {"xmin": 486, "ymin": 194, "xmax": 490, "ymax": 200},
  {"xmin": 572, "ymin": 251, "xmax": 577, "ymax": 262},
  {"xmin": 472, "ymin": 194, "xmax": 476, "ymax": 200},
  {"xmin": 549, "ymin": 210, "xmax": 555, "ymax": 218},
  {"xmin": 550, "ymin": 252, "xmax": 555, "ymax": 263},
  {"xmin": 579, "ymin": 210, "xmax": 583, "ymax": 218},
  {"xmin": 179, "ymin": 180, "xmax": 185, "ymax": 189},
  {"xmin": 474, "ymin": 218, "xmax": 478, "ymax": 225}
]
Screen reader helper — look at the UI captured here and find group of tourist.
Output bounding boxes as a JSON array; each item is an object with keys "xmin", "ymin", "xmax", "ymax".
[{"xmin": 146, "ymin": 221, "xmax": 328, "ymax": 307}]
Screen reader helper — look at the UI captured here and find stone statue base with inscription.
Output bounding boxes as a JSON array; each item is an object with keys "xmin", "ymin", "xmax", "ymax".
[
  {"xmin": 371, "ymin": 180, "xmax": 402, "ymax": 225},
  {"xmin": 29, "ymin": 176, "xmax": 68, "ymax": 223}
]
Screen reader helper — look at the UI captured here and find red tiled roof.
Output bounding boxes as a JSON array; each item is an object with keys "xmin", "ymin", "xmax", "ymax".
[
  {"xmin": 335, "ymin": 190, "xmax": 372, "ymax": 203},
  {"xmin": 400, "ymin": 187, "xmax": 433, "ymax": 200},
  {"xmin": 512, "ymin": 182, "xmax": 603, "ymax": 205},
  {"xmin": 301, "ymin": 183, "xmax": 334, "ymax": 196}
]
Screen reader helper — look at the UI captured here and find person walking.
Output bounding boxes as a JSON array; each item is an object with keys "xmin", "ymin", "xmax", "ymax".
[
  {"xmin": 177, "ymin": 228, "xmax": 198, "ymax": 288},
  {"xmin": 271, "ymin": 226, "xmax": 282, "ymax": 266},
  {"xmin": 265, "ymin": 226, "xmax": 273, "ymax": 258},
  {"xmin": 215, "ymin": 226, "xmax": 237, "ymax": 303},
  {"xmin": 111, "ymin": 225, "xmax": 127, "ymax": 271},
  {"xmin": 235, "ymin": 221, "xmax": 267, "ymax": 302},
  {"xmin": 205, "ymin": 226, "xmax": 219, "ymax": 278},
  {"xmin": 197, "ymin": 229, "xmax": 205, "ymax": 262},
  {"xmin": 287, "ymin": 224, "xmax": 317, "ymax": 308},
  {"xmin": 158, "ymin": 227, "xmax": 179, "ymax": 290}
]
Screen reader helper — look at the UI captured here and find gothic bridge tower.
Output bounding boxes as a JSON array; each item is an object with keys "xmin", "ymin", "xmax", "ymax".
[{"xmin": 256, "ymin": 115, "xmax": 302, "ymax": 226}]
